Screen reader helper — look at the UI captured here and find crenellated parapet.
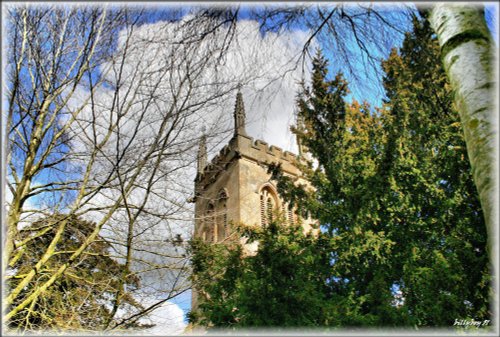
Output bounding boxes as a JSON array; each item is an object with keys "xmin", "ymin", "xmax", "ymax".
[
  {"xmin": 250, "ymin": 140, "xmax": 294, "ymax": 160},
  {"xmin": 196, "ymin": 133, "xmax": 303, "ymax": 193},
  {"xmin": 238, "ymin": 135, "xmax": 302, "ymax": 175},
  {"xmin": 194, "ymin": 90, "xmax": 306, "ymax": 198}
]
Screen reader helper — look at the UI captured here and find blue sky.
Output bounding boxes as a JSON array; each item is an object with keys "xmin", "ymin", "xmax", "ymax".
[
  {"xmin": 131, "ymin": 2, "xmax": 498, "ymax": 113},
  {"xmin": 485, "ymin": 3, "xmax": 499, "ymax": 42}
]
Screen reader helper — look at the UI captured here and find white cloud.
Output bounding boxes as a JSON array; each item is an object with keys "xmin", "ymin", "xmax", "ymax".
[
  {"xmin": 139, "ymin": 301, "xmax": 187, "ymax": 336},
  {"xmin": 205, "ymin": 20, "xmax": 314, "ymax": 154},
  {"xmin": 14, "ymin": 12, "xmax": 314, "ymax": 331},
  {"xmin": 65, "ymin": 15, "xmax": 313, "ymax": 235}
]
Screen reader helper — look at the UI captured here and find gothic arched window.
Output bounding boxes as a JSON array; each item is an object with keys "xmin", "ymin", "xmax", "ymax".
[
  {"xmin": 260, "ymin": 186, "xmax": 278, "ymax": 226},
  {"xmin": 216, "ymin": 190, "xmax": 228, "ymax": 242},
  {"xmin": 205, "ymin": 203, "xmax": 215, "ymax": 242},
  {"xmin": 283, "ymin": 202, "xmax": 295, "ymax": 225}
]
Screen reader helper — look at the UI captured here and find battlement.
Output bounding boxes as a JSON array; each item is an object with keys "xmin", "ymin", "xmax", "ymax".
[
  {"xmin": 251, "ymin": 139, "xmax": 268, "ymax": 151},
  {"xmin": 195, "ymin": 90, "xmax": 306, "ymax": 188},
  {"xmin": 251, "ymin": 139, "xmax": 298, "ymax": 162},
  {"xmin": 205, "ymin": 144, "xmax": 232, "ymax": 172},
  {"xmin": 197, "ymin": 133, "xmax": 302, "ymax": 189}
]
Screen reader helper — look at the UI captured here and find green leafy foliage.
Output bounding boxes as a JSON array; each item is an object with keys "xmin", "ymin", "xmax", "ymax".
[
  {"xmin": 291, "ymin": 16, "xmax": 490, "ymax": 327},
  {"xmin": 190, "ymin": 218, "xmax": 333, "ymax": 328},
  {"xmin": 290, "ymin": 49, "xmax": 408, "ymax": 327},
  {"xmin": 378, "ymin": 16, "xmax": 491, "ymax": 326}
]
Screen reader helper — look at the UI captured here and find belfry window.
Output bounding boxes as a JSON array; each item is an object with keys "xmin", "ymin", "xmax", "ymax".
[
  {"xmin": 284, "ymin": 202, "xmax": 294, "ymax": 225},
  {"xmin": 216, "ymin": 190, "xmax": 228, "ymax": 242},
  {"xmin": 260, "ymin": 186, "xmax": 278, "ymax": 226},
  {"xmin": 206, "ymin": 203, "xmax": 215, "ymax": 242}
]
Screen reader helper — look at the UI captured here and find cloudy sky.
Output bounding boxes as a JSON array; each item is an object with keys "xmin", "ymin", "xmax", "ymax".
[
  {"xmin": 199, "ymin": 19, "xmax": 314, "ymax": 156},
  {"xmin": 69, "ymin": 12, "xmax": 316, "ymax": 335},
  {"xmin": 4, "ymin": 8, "xmax": 315, "ymax": 333},
  {"xmin": 6, "ymin": 2, "xmax": 497, "ymax": 335},
  {"xmin": 147, "ymin": 17, "xmax": 312, "ymax": 334}
]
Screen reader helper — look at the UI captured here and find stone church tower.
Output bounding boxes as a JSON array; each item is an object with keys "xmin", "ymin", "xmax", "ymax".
[{"xmin": 191, "ymin": 91, "xmax": 316, "ymax": 310}]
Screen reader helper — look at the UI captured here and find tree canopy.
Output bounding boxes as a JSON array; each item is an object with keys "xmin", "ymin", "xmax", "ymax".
[
  {"xmin": 6, "ymin": 214, "xmax": 147, "ymax": 331},
  {"xmin": 190, "ymin": 218, "xmax": 332, "ymax": 328},
  {"xmin": 191, "ymin": 14, "xmax": 491, "ymax": 330}
]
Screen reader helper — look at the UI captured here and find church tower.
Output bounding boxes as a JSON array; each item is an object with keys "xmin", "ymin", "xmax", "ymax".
[{"xmin": 191, "ymin": 91, "xmax": 316, "ymax": 309}]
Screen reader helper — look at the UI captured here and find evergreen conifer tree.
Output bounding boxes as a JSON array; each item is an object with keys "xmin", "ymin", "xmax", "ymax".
[{"xmin": 190, "ymin": 15, "xmax": 491, "ymax": 329}]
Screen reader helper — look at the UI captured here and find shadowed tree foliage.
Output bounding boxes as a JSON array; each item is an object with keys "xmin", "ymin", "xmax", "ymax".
[
  {"xmin": 288, "ymin": 50, "xmax": 407, "ymax": 327},
  {"xmin": 6, "ymin": 214, "xmax": 148, "ymax": 331},
  {"xmin": 379, "ymin": 15, "xmax": 490, "ymax": 325},
  {"xmin": 288, "ymin": 16, "xmax": 490, "ymax": 327},
  {"xmin": 252, "ymin": 3, "xmax": 496, "ymax": 251},
  {"xmin": 189, "ymin": 218, "xmax": 333, "ymax": 328}
]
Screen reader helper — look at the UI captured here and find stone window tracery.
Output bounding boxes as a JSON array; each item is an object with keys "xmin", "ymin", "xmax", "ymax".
[
  {"xmin": 205, "ymin": 203, "xmax": 215, "ymax": 242},
  {"xmin": 260, "ymin": 186, "xmax": 278, "ymax": 226},
  {"xmin": 216, "ymin": 190, "xmax": 228, "ymax": 242}
]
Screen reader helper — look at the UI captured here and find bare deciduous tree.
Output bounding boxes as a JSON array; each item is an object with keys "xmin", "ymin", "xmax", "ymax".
[{"xmin": 3, "ymin": 3, "xmax": 251, "ymax": 331}]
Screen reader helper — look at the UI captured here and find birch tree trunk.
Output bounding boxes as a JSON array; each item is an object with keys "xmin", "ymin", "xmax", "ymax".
[{"xmin": 429, "ymin": 4, "xmax": 498, "ymax": 251}]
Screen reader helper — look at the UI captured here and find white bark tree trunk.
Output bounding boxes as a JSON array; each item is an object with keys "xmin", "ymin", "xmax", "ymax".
[{"xmin": 429, "ymin": 3, "xmax": 498, "ymax": 252}]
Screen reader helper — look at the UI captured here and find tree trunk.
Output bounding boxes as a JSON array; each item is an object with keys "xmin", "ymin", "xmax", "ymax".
[{"xmin": 429, "ymin": 4, "xmax": 497, "ymax": 252}]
